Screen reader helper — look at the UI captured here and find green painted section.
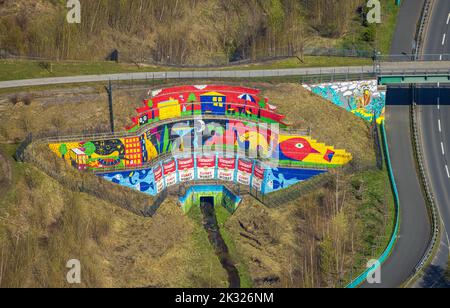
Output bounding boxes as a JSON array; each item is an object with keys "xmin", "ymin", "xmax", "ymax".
[
  {"xmin": 379, "ymin": 75, "xmax": 450, "ymax": 85},
  {"xmin": 179, "ymin": 186, "xmax": 241, "ymax": 215}
]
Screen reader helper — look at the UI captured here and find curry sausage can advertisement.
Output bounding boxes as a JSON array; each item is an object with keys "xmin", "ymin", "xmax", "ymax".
[
  {"xmin": 178, "ymin": 156, "xmax": 195, "ymax": 182},
  {"xmin": 218, "ymin": 157, "xmax": 236, "ymax": 182},
  {"xmin": 196, "ymin": 156, "xmax": 216, "ymax": 180},
  {"xmin": 163, "ymin": 159, "xmax": 178, "ymax": 186},
  {"xmin": 237, "ymin": 158, "xmax": 253, "ymax": 185},
  {"xmin": 252, "ymin": 163, "xmax": 265, "ymax": 191},
  {"xmin": 153, "ymin": 165, "xmax": 165, "ymax": 193}
]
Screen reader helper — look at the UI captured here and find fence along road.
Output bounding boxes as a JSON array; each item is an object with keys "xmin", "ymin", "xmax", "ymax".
[{"xmin": 1, "ymin": 61, "xmax": 450, "ymax": 89}]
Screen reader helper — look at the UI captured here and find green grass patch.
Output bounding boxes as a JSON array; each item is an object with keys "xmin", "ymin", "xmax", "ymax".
[
  {"xmin": 346, "ymin": 168, "xmax": 396, "ymax": 284},
  {"xmin": 341, "ymin": 1, "xmax": 400, "ymax": 55},
  {"xmin": 188, "ymin": 203, "xmax": 253, "ymax": 288},
  {"xmin": 215, "ymin": 205, "xmax": 253, "ymax": 288},
  {"xmin": 0, "ymin": 56, "xmax": 372, "ymax": 82}
]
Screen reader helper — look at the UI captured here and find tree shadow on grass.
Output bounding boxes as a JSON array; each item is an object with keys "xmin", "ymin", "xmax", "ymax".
[{"xmin": 419, "ymin": 265, "xmax": 450, "ymax": 288}]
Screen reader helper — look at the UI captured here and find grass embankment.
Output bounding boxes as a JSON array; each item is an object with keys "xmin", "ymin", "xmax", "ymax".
[
  {"xmin": 227, "ymin": 84, "xmax": 395, "ymax": 287},
  {"xmin": 0, "ymin": 81, "xmax": 395, "ymax": 287},
  {"xmin": 215, "ymin": 205, "xmax": 253, "ymax": 288},
  {"xmin": 341, "ymin": 1, "xmax": 400, "ymax": 55},
  {"xmin": 0, "ymin": 143, "xmax": 230, "ymax": 287},
  {"xmin": 0, "ymin": 56, "xmax": 372, "ymax": 82}
]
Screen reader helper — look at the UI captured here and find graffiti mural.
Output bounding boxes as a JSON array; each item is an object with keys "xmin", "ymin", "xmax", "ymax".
[
  {"xmin": 128, "ymin": 85, "xmax": 288, "ymax": 131},
  {"xmin": 98, "ymin": 154, "xmax": 326, "ymax": 197},
  {"xmin": 50, "ymin": 118, "xmax": 352, "ymax": 171},
  {"xmin": 264, "ymin": 167, "xmax": 326, "ymax": 194},
  {"xmin": 48, "ymin": 85, "xmax": 353, "ymax": 201},
  {"xmin": 303, "ymin": 80, "xmax": 386, "ymax": 124},
  {"xmin": 178, "ymin": 185, "xmax": 242, "ymax": 214},
  {"xmin": 101, "ymin": 169, "xmax": 157, "ymax": 196}
]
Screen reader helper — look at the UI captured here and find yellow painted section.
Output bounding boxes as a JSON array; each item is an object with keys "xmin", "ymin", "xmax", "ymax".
[{"xmin": 158, "ymin": 99, "xmax": 181, "ymax": 121}]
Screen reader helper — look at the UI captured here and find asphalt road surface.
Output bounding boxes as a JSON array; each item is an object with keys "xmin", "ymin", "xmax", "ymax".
[
  {"xmin": 1, "ymin": 61, "xmax": 450, "ymax": 89},
  {"xmin": 362, "ymin": 0, "xmax": 431, "ymax": 288},
  {"xmin": 415, "ymin": 0, "xmax": 450, "ymax": 288}
]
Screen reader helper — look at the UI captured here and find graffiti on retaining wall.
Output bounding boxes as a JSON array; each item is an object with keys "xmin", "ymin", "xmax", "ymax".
[
  {"xmin": 178, "ymin": 185, "xmax": 242, "ymax": 214},
  {"xmin": 303, "ymin": 80, "xmax": 386, "ymax": 124},
  {"xmin": 128, "ymin": 85, "xmax": 288, "ymax": 131},
  {"xmin": 49, "ymin": 118, "xmax": 352, "ymax": 171},
  {"xmin": 98, "ymin": 153, "xmax": 326, "ymax": 197},
  {"xmin": 47, "ymin": 85, "xmax": 353, "ymax": 200}
]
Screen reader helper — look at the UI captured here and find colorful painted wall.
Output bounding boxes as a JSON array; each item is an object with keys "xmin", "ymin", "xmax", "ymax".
[
  {"xmin": 302, "ymin": 80, "xmax": 386, "ymax": 124},
  {"xmin": 98, "ymin": 154, "xmax": 326, "ymax": 197},
  {"xmin": 49, "ymin": 118, "xmax": 352, "ymax": 171},
  {"xmin": 128, "ymin": 85, "xmax": 287, "ymax": 131},
  {"xmin": 178, "ymin": 185, "xmax": 242, "ymax": 214},
  {"xmin": 48, "ymin": 85, "xmax": 352, "ymax": 201}
]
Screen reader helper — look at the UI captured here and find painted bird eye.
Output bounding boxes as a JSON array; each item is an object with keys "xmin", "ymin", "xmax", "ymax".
[{"xmin": 295, "ymin": 143, "xmax": 305, "ymax": 149}]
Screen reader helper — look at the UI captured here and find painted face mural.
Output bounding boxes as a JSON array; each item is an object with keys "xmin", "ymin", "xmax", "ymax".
[{"xmin": 48, "ymin": 85, "xmax": 352, "ymax": 198}]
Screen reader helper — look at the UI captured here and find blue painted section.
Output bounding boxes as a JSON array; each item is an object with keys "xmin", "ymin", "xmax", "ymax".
[
  {"xmin": 99, "ymin": 169, "xmax": 157, "ymax": 196},
  {"xmin": 264, "ymin": 167, "xmax": 326, "ymax": 194},
  {"xmin": 304, "ymin": 81, "xmax": 386, "ymax": 123},
  {"xmin": 98, "ymin": 155, "xmax": 326, "ymax": 197}
]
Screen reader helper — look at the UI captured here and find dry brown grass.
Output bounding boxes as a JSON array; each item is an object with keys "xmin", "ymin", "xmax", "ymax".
[
  {"xmin": 0, "ymin": 81, "xmax": 386, "ymax": 288},
  {"xmin": 0, "ymin": 145, "xmax": 228, "ymax": 288}
]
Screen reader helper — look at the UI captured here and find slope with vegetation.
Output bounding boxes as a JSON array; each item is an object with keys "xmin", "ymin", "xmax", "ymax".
[
  {"xmin": 0, "ymin": 0, "xmax": 398, "ymax": 65},
  {"xmin": 0, "ymin": 81, "xmax": 395, "ymax": 287}
]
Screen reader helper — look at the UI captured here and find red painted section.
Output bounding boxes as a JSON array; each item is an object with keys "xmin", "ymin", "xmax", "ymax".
[{"xmin": 127, "ymin": 85, "xmax": 288, "ymax": 130}]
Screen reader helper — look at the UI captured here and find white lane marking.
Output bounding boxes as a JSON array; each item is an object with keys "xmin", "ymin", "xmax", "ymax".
[
  {"xmin": 446, "ymin": 165, "xmax": 450, "ymax": 178},
  {"xmin": 442, "ymin": 142, "xmax": 445, "ymax": 155},
  {"xmin": 443, "ymin": 34, "xmax": 447, "ymax": 46},
  {"xmin": 439, "ymin": 119, "xmax": 442, "ymax": 132},
  {"xmin": 447, "ymin": 13, "xmax": 450, "ymax": 25},
  {"xmin": 440, "ymin": 54, "xmax": 443, "ymax": 60}
]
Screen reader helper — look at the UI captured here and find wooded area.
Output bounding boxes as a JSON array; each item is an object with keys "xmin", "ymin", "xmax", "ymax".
[{"xmin": 0, "ymin": 0, "xmax": 375, "ymax": 65}]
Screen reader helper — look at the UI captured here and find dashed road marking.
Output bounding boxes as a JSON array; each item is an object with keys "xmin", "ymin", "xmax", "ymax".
[
  {"xmin": 442, "ymin": 142, "xmax": 445, "ymax": 156},
  {"xmin": 439, "ymin": 119, "xmax": 442, "ymax": 132},
  {"xmin": 446, "ymin": 165, "xmax": 450, "ymax": 178},
  {"xmin": 447, "ymin": 13, "xmax": 450, "ymax": 25},
  {"xmin": 442, "ymin": 33, "xmax": 447, "ymax": 46}
]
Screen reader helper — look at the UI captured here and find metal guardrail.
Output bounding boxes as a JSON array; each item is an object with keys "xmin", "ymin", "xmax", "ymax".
[
  {"xmin": 414, "ymin": 0, "xmax": 433, "ymax": 60},
  {"xmin": 410, "ymin": 85, "xmax": 440, "ymax": 275},
  {"xmin": 379, "ymin": 68, "xmax": 450, "ymax": 76},
  {"xmin": 407, "ymin": 0, "xmax": 441, "ymax": 281}
]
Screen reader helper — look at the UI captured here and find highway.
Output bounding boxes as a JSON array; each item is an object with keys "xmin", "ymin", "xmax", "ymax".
[
  {"xmin": 361, "ymin": 0, "xmax": 431, "ymax": 288},
  {"xmin": 415, "ymin": 0, "xmax": 450, "ymax": 288},
  {"xmin": 0, "ymin": 0, "xmax": 447, "ymax": 288}
]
